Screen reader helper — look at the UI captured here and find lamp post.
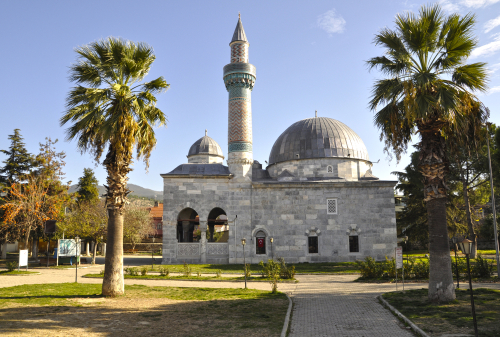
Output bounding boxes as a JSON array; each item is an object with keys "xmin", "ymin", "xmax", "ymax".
[
  {"xmin": 485, "ymin": 122, "xmax": 500, "ymax": 278},
  {"xmin": 451, "ymin": 237, "xmax": 460, "ymax": 289},
  {"xmin": 75, "ymin": 236, "xmax": 79, "ymax": 283},
  {"xmin": 241, "ymin": 238, "xmax": 247, "ymax": 289},
  {"xmin": 459, "ymin": 238, "xmax": 478, "ymax": 337},
  {"xmin": 270, "ymin": 237, "xmax": 274, "ymax": 260}
]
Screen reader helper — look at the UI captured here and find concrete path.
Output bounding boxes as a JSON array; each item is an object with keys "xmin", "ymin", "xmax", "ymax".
[{"xmin": 2, "ymin": 267, "xmax": 500, "ymax": 337}]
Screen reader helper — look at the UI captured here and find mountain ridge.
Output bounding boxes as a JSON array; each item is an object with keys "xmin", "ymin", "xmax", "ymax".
[{"xmin": 68, "ymin": 183, "xmax": 162, "ymax": 199}]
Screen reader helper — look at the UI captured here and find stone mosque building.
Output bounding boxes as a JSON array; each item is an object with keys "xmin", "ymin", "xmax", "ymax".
[{"xmin": 161, "ymin": 17, "xmax": 397, "ymax": 264}]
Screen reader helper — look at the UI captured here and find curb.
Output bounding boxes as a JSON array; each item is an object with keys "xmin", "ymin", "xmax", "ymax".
[
  {"xmin": 377, "ymin": 295, "xmax": 430, "ymax": 337},
  {"xmin": 82, "ymin": 275, "xmax": 297, "ymax": 283},
  {"xmin": 281, "ymin": 293, "xmax": 293, "ymax": 337}
]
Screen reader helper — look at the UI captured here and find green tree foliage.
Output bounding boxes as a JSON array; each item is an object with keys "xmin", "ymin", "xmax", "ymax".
[
  {"xmin": 368, "ymin": 4, "xmax": 488, "ymax": 302},
  {"xmin": 59, "ymin": 200, "xmax": 107, "ymax": 264},
  {"xmin": 0, "ymin": 129, "xmax": 36, "ymax": 186},
  {"xmin": 123, "ymin": 204, "xmax": 153, "ymax": 251},
  {"xmin": 76, "ymin": 168, "xmax": 99, "ymax": 203},
  {"xmin": 60, "ymin": 37, "xmax": 169, "ymax": 296}
]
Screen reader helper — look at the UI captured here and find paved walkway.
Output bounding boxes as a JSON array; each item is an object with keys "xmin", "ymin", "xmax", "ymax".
[{"xmin": 2, "ymin": 267, "xmax": 500, "ymax": 337}]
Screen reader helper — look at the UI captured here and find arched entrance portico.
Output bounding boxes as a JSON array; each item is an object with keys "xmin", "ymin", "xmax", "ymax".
[{"xmin": 177, "ymin": 208, "xmax": 199, "ymax": 243}]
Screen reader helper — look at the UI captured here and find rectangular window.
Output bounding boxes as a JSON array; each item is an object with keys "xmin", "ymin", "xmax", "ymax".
[
  {"xmin": 349, "ymin": 236, "xmax": 359, "ymax": 253},
  {"xmin": 308, "ymin": 236, "xmax": 318, "ymax": 254},
  {"xmin": 327, "ymin": 199, "xmax": 337, "ymax": 214},
  {"xmin": 256, "ymin": 237, "xmax": 266, "ymax": 255}
]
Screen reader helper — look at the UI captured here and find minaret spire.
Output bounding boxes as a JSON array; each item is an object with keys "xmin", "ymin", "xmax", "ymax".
[{"xmin": 223, "ymin": 16, "xmax": 256, "ymax": 182}]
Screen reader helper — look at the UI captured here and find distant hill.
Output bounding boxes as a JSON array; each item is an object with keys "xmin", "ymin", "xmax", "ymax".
[{"xmin": 68, "ymin": 183, "xmax": 162, "ymax": 199}]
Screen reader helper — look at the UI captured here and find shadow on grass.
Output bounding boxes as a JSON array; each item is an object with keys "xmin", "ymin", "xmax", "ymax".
[{"xmin": 0, "ymin": 284, "xmax": 288, "ymax": 337}]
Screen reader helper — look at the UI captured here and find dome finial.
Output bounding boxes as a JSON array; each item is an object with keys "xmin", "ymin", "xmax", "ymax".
[
  {"xmin": 239, "ymin": 12, "xmax": 241, "ymax": 19},
  {"xmin": 205, "ymin": 129, "xmax": 208, "ymax": 136},
  {"xmin": 315, "ymin": 110, "xmax": 317, "ymax": 118}
]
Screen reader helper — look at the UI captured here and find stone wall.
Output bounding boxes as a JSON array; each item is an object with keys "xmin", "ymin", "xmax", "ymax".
[
  {"xmin": 267, "ymin": 158, "xmax": 374, "ymax": 181},
  {"xmin": 162, "ymin": 174, "xmax": 397, "ymax": 264}
]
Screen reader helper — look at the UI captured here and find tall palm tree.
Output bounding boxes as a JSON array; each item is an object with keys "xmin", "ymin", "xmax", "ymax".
[
  {"xmin": 61, "ymin": 37, "xmax": 169, "ymax": 296},
  {"xmin": 368, "ymin": 4, "xmax": 488, "ymax": 302}
]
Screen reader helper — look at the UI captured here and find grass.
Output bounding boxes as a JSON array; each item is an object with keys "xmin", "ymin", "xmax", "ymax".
[
  {"xmin": 383, "ymin": 288, "xmax": 500, "ymax": 336},
  {"xmin": 84, "ymin": 273, "xmax": 298, "ymax": 282},
  {"xmin": 0, "ymin": 283, "xmax": 288, "ymax": 336},
  {"xmin": 0, "ymin": 271, "xmax": 39, "ymax": 276},
  {"xmin": 138, "ymin": 261, "xmax": 361, "ymax": 274}
]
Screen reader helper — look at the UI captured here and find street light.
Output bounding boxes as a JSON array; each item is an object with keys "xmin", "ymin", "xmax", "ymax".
[
  {"xmin": 451, "ymin": 237, "xmax": 460, "ymax": 289},
  {"xmin": 458, "ymin": 238, "xmax": 478, "ymax": 337},
  {"xmin": 270, "ymin": 237, "xmax": 274, "ymax": 260},
  {"xmin": 241, "ymin": 238, "xmax": 247, "ymax": 289},
  {"xmin": 75, "ymin": 236, "xmax": 80, "ymax": 283}
]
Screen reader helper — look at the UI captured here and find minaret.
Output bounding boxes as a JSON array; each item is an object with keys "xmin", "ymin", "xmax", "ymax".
[{"xmin": 223, "ymin": 15, "xmax": 256, "ymax": 181}]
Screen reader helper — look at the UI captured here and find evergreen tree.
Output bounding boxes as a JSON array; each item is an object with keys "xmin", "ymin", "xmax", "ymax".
[
  {"xmin": 76, "ymin": 168, "xmax": 99, "ymax": 203},
  {"xmin": 0, "ymin": 129, "xmax": 36, "ymax": 185}
]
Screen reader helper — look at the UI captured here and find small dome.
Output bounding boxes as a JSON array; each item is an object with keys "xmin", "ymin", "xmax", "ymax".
[
  {"xmin": 268, "ymin": 117, "xmax": 369, "ymax": 165},
  {"xmin": 188, "ymin": 133, "xmax": 224, "ymax": 159}
]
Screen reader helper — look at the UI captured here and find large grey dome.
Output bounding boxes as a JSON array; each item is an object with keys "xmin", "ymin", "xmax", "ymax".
[
  {"xmin": 188, "ymin": 135, "xmax": 224, "ymax": 159},
  {"xmin": 268, "ymin": 117, "xmax": 369, "ymax": 165}
]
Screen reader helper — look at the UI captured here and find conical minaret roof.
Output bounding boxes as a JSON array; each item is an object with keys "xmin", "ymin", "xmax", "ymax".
[{"xmin": 231, "ymin": 16, "xmax": 247, "ymax": 43}]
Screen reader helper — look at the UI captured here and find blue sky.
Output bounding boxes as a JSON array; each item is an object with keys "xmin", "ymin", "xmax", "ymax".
[{"xmin": 1, "ymin": 0, "xmax": 499, "ymax": 191}]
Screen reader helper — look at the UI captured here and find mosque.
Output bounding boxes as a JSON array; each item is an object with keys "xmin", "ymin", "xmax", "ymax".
[{"xmin": 161, "ymin": 17, "xmax": 397, "ymax": 264}]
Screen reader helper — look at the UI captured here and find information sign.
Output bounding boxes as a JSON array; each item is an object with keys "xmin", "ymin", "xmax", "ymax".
[
  {"xmin": 19, "ymin": 249, "xmax": 28, "ymax": 267},
  {"xmin": 58, "ymin": 239, "xmax": 80, "ymax": 257},
  {"xmin": 396, "ymin": 246, "xmax": 403, "ymax": 269}
]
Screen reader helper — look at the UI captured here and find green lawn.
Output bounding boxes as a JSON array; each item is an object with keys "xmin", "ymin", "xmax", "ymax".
[
  {"xmin": 84, "ymin": 273, "xmax": 298, "ymax": 282},
  {"xmin": 0, "ymin": 271, "xmax": 39, "ymax": 276},
  {"xmin": 382, "ymin": 288, "xmax": 500, "ymax": 337},
  {"xmin": 0, "ymin": 283, "xmax": 288, "ymax": 336},
  {"xmin": 139, "ymin": 262, "xmax": 361, "ymax": 275}
]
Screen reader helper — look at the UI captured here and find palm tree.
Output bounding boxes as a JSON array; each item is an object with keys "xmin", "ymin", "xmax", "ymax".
[
  {"xmin": 368, "ymin": 4, "xmax": 488, "ymax": 302},
  {"xmin": 61, "ymin": 37, "xmax": 169, "ymax": 296}
]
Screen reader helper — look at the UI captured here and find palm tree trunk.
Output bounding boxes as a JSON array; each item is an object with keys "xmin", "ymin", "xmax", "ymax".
[
  {"xmin": 419, "ymin": 120, "xmax": 455, "ymax": 302},
  {"xmin": 102, "ymin": 208, "xmax": 124, "ymax": 296},
  {"xmin": 101, "ymin": 142, "xmax": 131, "ymax": 297}
]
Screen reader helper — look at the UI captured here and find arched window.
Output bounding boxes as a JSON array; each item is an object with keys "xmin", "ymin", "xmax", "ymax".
[
  {"xmin": 207, "ymin": 208, "xmax": 228, "ymax": 242},
  {"xmin": 177, "ymin": 208, "xmax": 199, "ymax": 242},
  {"xmin": 255, "ymin": 230, "xmax": 266, "ymax": 255}
]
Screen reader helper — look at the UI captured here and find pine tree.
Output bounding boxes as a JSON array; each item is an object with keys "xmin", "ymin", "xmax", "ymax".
[
  {"xmin": 0, "ymin": 129, "xmax": 36, "ymax": 185},
  {"xmin": 77, "ymin": 168, "xmax": 99, "ymax": 203}
]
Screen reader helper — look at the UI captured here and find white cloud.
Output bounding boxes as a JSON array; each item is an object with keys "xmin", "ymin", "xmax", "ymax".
[
  {"xmin": 485, "ymin": 14, "xmax": 500, "ymax": 33},
  {"xmin": 471, "ymin": 33, "xmax": 500, "ymax": 58},
  {"xmin": 487, "ymin": 62, "xmax": 500, "ymax": 74},
  {"xmin": 439, "ymin": 0, "xmax": 461, "ymax": 13},
  {"xmin": 317, "ymin": 9, "xmax": 346, "ymax": 36},
  {"xmin": 487, "ymin": 86, "xmax": 500, "ymax": 94},
  {"xmin": 460, "ymin": 0, "xmax": 500, "ymax": 7}
]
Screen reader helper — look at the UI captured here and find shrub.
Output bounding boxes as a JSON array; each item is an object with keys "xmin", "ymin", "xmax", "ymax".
[
  {"xmin": 140, "ymin": 266, "xmax": 148, "ymax": 276},
  {"xmin": 259, "ymin": 260, "xmax": 281, "ymax": 293},
  {"xmin": 471, "ymin": 255, "xmax": 493, "ymax": 278},
  {"xmin": 278, "ymin": 257, "xmax": 296, "ymax": 279},
  {"xmin": 412, "ymin": 258, "xmax": 429, "ymax": 279},
  {"xmin": 6, "ymin": 260, "xmax": 18, "ymax": 272},
  {"xmin": 215, "ymin": 269, "xmax": 222, "ymax": 278},
  {"xmin": 356, "ymin": 257, "xmax": 383, "ymax": 278},
  {"xmin": 99, "ymin": 269, "xmax": 105, "ymax": 275},
  {"xmin": 244, "ymin": 263, "xmax": 251, "ymax": 278},
  {"xmin": 183, "ymin": 262, "xmax": 192, "ymax": 277},
  {"xmin": 197, "ymin": 271, "xmax": 201, "ymax": 277},
  {"xmin": 383, "ymin": 256, "xmax": 396, "ymax": 279},
  {"xmin": 159, "ymin": 266, "xmax": 170, "ymax": 277},
  {"xmin": 126, "ymin": 267, "xmax": 139, "ymax": 276}
]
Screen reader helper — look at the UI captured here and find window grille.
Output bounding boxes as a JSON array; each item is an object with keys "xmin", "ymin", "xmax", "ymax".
[
  {"xmin": 349, "ymin": 236, "xmax": 359, "ymax": 253},
  {"xmin": 308, "ymin": 236, "xmax": 318, "ymax": 254},
  {"xmin": 327, "ymin": 199, "xmax": 337, "ymax": 214},
  {"xmin": 327, "ymin": 165, "xmax": 333, "ymax": 173}
]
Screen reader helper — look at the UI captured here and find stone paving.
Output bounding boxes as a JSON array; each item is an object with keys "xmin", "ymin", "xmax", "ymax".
[{"xmin": 2, "ymin": 267, "xmax": 500, "ymax": 336}]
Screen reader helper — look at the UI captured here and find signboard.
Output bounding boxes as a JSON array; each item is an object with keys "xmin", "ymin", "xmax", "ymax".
[
  {"xmin": 396, "ymin": 246, "xmax": 403, "ymax": 269},
  {"xmin": 58, "ymin": 239, "xmax": 81, "ymax": 257},
  {"xmin": 19, "ymin": 249, "xmax": 28, "ymax": 267}
]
